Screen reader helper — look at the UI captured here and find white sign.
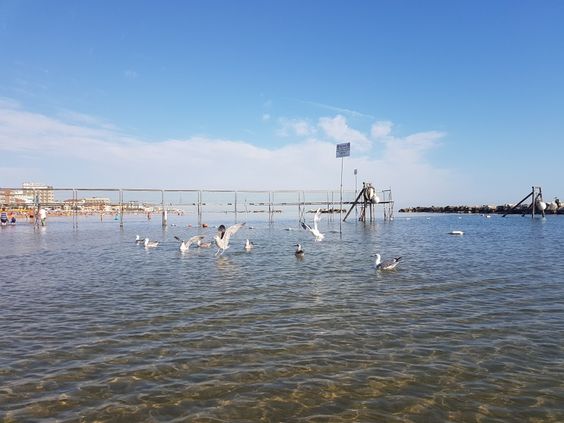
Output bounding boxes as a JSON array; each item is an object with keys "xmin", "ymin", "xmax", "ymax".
[{"xmin": 336, "ymin": 142, "xmax": 350, "ymax": 158}]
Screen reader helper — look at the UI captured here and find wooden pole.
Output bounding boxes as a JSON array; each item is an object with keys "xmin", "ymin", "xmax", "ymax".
[
  {"xmin": 197, "ymin": 190, "xmax": 202, "ymax": 226},
  {"xmin": 531, "ymin": 186, "xmax": 536, "ymax": 220},
  {"xmin": 161, "ymin": 190, "xmax": 167, "ymax": 227},
  {"xmin": 539, "ymin": 187, "xmax": 545, "ymax": 218},
  {"xmin": 120, "ymin": 189, "xmax": 124, "ymax": 228},
  {"xmin": 343, "ymin": 188, "xmax": 366, "ymax": 222},
  {"xmin": 502, "ymin": 191, "xmax": 533, "ymax": 217},
  {"xmin": 234, "ymin": 191, "xmax": 238, "ymax": 223}
]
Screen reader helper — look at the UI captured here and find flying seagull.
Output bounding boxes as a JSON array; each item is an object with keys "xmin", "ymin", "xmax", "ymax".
[
  {"xmin": 214, "ymin": 223, "xmax": 246, "ymax": 255},
  {"xmin": 301, "ymin": 209, "xmax": 324, "ymax": 241},
  {"xmin": 374, "ymin": 254, "xmax": 401, "ymax": 270},
  {"xmin": 174, "ymin": 235, "xmax": 205, "ymax": 252}
]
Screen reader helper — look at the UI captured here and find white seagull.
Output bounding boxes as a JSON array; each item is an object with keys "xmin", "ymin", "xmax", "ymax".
[
  {"xmin": 295, "ymin": 243, "xmax": 304, "ymax": 257},
  {"xmin": 244, "ymin": 239, "xmax": 254, "ymax": 251},
  {"xmin": 374, "ymin": 254, "xmax": 401, "ymax": 270},
  {"xmin": 135, "ymin": 235, "xmax": 145, "ymax": 244},
  {"xmin": 214, "ymin": 223, "xmax": 246, "ymax": 255},
  {"xmin": 174, "ymin": 235, "xmax": 205, "ymax": 252},
  {"xmin": 197, "ymin": 239, "xmax": 212, "ymax": 248},
  {"xmin": 144, "ymin": 238, "xmax": 159, "ymax": 248},
  {"xmin": 301, "ymin": 209, "xmax": 324, "ymax": 241}
]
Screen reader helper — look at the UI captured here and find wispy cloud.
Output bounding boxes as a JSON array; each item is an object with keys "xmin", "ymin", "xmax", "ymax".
[
  {"xmin": 296, "ymin": 99, "xmax": 374, "ymax": 119},
  {"xmin": 0, "ymin": 100, "xmax": 459, "ymax": 206},
  {"xmin": 318, "ymin": 115, "xmax": 371, "ymax": 151},
  {"xmin": 57, "ymin": 109, "xmax": 118, "ymax": 130},
  {"xmin": 371, "ymin": 121, "xmax": 393, "ymax": 139},
  {"xmin": 378, "ymin": 130, "xmax": 444, "ymax": 163},
  {"xmin": 276, "ymin": 118, "xmax": 315, "ymax": 137}
]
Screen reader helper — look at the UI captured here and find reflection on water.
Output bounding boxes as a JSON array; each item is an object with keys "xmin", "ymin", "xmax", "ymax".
[{"xmin": 1, "ymin": 214, "xmax": 564, "ymax": 421}]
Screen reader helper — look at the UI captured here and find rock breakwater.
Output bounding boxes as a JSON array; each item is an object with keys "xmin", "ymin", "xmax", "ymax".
[{"xmin": 399, "ymin": 204, "xmax": 564, "ymax": 215}]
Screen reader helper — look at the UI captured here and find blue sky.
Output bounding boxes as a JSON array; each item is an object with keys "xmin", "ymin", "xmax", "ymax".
[{"xmin": 1, "ymin": 0, "xmax": 563, "ymax": 207}]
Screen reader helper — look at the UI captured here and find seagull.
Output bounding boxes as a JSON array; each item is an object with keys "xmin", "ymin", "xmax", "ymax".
[
  {"xmin": 197, "ymin": 239, "xmax": 212, "ymax": 248},
  {"xmin": 374, "ymin": 254, "xmax": 401, "ymax": 270},
  {"xmin": 174, "ymin": 235, "xmax": 205, "ymax": 252},
  {"xmin": 300, "ymin": 208, "xmax": 324, "ymax": 241},
  {"xmin": 214, "ymin": 223, "xmax": 245, "ymax": 255},
  {"xmin": 244, "ymin": 239, "xmax": 254, "ymax": 251},
  {"xmin": 144, "ymin": 238, "xmax": 159, "ymax": 248},
  {"xmin": 295, "ymin": 243, "xmax": 304, "ymax": 257},
  {"xmin": 135, "ymin": 235, "xmax": 145, "ymax": 244}
]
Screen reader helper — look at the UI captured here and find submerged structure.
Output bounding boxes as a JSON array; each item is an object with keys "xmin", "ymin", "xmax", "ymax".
[
  {"xmin": 503, "ymin": 186, "xmax": 559, "ymax": 218},
  {"xmin": 343, "ymin": 182, "xmax": 394, "ymax": 222}
]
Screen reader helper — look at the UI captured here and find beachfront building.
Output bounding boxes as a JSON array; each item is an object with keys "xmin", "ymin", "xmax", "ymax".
[
  {"xmin": 0, "ymin": 189, "xmax": 35, "ymax": 207},
  {"xmin": 0, "ymin": 189, "xmax": 12, "ymax": 205},
  {"xmin": 82, "ymin": 197, "xmax": 111, "ymax": 207},
  {"xmin": 22, "ymin": 182, "xmax": 55, "ymax": 205},
  {"xmin": 62, "ymin": 197, "xmax": 109, "ymax": 211}
]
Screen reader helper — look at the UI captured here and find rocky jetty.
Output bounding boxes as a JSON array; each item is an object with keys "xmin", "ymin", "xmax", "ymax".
[{"xmin": 399, "ymin": 204, "xmax": 564, "ymax": 215}]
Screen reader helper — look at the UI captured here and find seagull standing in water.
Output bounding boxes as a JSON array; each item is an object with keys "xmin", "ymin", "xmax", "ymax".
[
  {"xmin": 244, "ymin": 239, "xmax": 254, "ymax": 252},
  {"xmin": 214, "ymin": 223, "xmax": 246, "ymax": 256},
  {"xmin": 301, "ymin": 209, "xmax": 324, "ymax": 241},
  {"xmin": 374, "ymin": 254, "xmax": 401, "ymax": 270},
  {"xmin": 144, "ymin": 238, "xmax": 159, "ymax": 248},
  {"xmin": 174, "ymin": 235, "xmax": 205, "ymax": 252}
]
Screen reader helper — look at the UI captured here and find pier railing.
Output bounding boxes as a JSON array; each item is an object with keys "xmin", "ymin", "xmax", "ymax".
[{"xmin": 1, "ymin": 186, "xmax": 394, "ymax": 227}]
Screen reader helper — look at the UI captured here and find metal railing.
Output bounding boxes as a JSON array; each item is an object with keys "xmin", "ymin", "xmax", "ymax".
[{"xmin": 0, "ymin": 186, "xmax": 393, "ymax": 227}]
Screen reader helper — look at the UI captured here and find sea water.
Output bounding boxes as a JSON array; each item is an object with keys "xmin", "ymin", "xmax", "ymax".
[{"xmin": 1, "ymin": 214, "xmax": 563, "ymax": 421}]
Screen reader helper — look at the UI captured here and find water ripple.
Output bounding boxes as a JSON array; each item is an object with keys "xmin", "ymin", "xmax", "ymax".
[{"xmin": 1, "ymin": 215, "xmax": 563, "ymax": 421}]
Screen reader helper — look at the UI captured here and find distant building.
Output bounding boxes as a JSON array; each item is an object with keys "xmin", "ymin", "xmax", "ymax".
[
  {"xmin": 0, "ymin": 189, "xmax": 34, "ymax": 206},
  {"xmin": 82, "ymin": 197, "xmax": 111, "ymax": 207},
  {"xmin": 0, "ymin": 189, "xmax": 11, "ymax": 205},
  {"xmin": 62, "ymin": 197, "xmax": 113, "ymax": 212},
  {"xmin": 22, "ymin": 182, "xmax": 55, "ymax": 205}
]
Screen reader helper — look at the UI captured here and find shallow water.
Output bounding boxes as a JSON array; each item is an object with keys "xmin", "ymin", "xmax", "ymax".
[{"xmin": 1, "ymin": 214, "xmax": 563, "ymax": 422}]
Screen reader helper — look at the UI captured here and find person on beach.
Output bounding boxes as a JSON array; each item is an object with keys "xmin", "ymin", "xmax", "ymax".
[
  {"xmin": 10, "ymin": 215, "xmax": 16, "ymax": 224},
  {"xmin": 39, "ymin": 208, "xmax": 47, "ymax": 226},
  {"xmin": 0, "ymin": 208, "xmax": 8, "ymax": 225}
]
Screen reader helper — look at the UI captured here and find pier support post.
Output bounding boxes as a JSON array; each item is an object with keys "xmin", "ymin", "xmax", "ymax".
[
  {"xmin": 119, "ymin": 189, "xmax": 124, "ymax": 228},
  {"xmin": 531, "ymin": 186, "xmax": 536, "ymax": 219},
  {"xmin": 73, "ymin": 189, "xmax": 78, "ymax": 229},
  {"xmin": 198, "ymin": 190, "xmax": 202, "ymax": 226},
  {"xmin": 503, "ymin": 186, "xmax": 545, "ymax": 218},
  {"xmin": 161, "ymin": 190, "xmax": 167, "ymax": 227},
  {"xmin": 271, "ymin": 192, "xmax": 275, "ymax": 223},
  {"xmin": 268, "ymin": 192, "xmax": 272, "ymax": 224},
  {"xmin": 343, "ymin": 188, "xmax": 366, "ymax": 222},
  {"xmin": 234, "ymin": 191, "xmax": 238, "ymax": 223}
]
